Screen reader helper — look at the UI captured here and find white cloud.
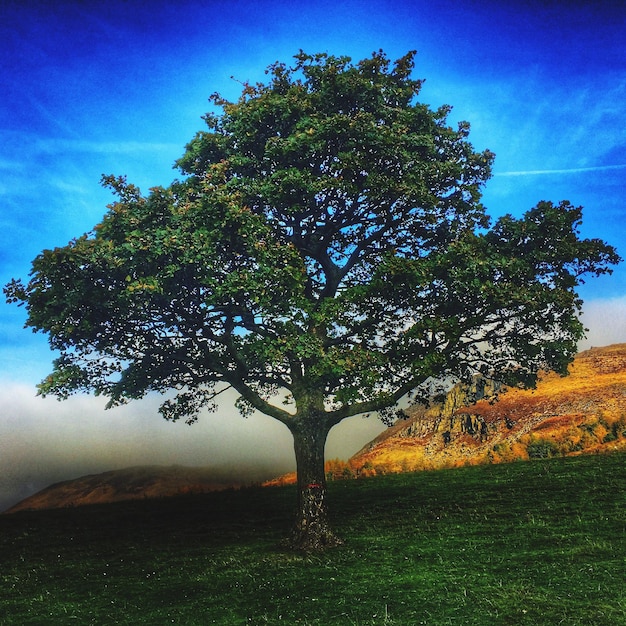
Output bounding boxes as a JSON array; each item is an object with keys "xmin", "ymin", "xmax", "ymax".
[
  {"xmin": 431, "ymin": 73, "xmax": 626, "ymax": 179},
  {"xmin": 32, "ymin": 138, "xmax": 181, "ymax": 156}
]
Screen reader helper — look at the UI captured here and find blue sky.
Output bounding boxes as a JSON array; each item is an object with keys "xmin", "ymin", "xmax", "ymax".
[{"xmin": 1, "ymin": 0, "xmax": 625, "ymax": 510}]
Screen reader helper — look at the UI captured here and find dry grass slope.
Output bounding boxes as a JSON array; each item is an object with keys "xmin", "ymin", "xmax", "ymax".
[
  {"xmin": 349, "ymin": 343, "xmax": 626, "ymax": 477},
  {"xmin": 266, "ymin": 343, "xmax": 626, "ymax": 486},
  {"xmin": 5, "ymin": 465, "xmax": 242, "ymax": 514}
]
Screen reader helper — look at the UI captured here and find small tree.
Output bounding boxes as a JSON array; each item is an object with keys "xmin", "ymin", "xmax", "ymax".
[{"xmin": 5, "ymin": 51, "xmax": 619, "ymax": 550}]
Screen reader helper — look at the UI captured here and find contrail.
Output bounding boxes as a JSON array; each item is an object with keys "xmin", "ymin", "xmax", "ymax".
[
  {"xmin": 36, "ymin": 139, "xmax": 180, "ymax": 155},
  {"xmin": 495, "ymin": 164, "xmax": 626, "ymax": 177}
]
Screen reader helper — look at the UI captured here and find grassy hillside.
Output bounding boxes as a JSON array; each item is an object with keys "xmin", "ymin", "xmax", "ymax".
[{"xmin": 1, "ymin": 452, "xmax": 625, "ymax": 625}]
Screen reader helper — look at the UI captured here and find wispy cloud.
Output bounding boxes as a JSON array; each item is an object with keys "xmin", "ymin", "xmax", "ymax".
[
  {"xmin": 495, "ymin": 164, "xmax": 626, "ymax": 177},
  {"xmin": 33, "ymin": 138, "xmax": 181, "ymax": 156}
]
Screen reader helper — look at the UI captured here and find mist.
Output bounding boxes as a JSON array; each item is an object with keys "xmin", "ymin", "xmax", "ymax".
[
  {"xmin": 0, "ymin": 382, "xmax": 385, "ymax": 512},
  {"xmin": 579, "ymin": 296, "xmax": 626, "ymax": 351}
]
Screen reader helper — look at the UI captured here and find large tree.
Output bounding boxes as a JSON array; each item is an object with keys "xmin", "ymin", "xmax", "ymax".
[{"xmin": 6, "ymin": 51, "xmax": 619, "ymax": 550}]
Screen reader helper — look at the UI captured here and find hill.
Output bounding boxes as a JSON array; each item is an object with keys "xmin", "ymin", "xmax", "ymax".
[
  {"xmin": 265, "ymin": 343, "xmax": 626, "ymax": 486},
  {"xmin": 4, "ymin": 465, "xmax": 242, "ymax": 514},
  {"xmin": 347, "ymin": 343, "xmax": 626, "ymax": 475}
]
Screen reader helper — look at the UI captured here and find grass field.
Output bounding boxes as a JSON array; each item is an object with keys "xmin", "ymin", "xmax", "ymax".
[{"xmin": 1, "ymin": 453, "xmax": 625, "ymax": 625}]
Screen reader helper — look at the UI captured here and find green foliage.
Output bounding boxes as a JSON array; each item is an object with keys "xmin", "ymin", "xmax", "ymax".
[
  {"xmin": 5, "ymin": 50, "xmax": 619, "ymax": 429},
  {"xmin": 1, "ymin": 453, "xmax": 625, "ymax": 624},
  {"xmin": 527, "ymin": 437, "xmax": 560, "ymax": 459}
]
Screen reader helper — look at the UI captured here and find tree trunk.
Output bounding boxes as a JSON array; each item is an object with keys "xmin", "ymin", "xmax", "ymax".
[{"xmin": 283, "ymin": 419, "xmax": 344, "ymax": 551}]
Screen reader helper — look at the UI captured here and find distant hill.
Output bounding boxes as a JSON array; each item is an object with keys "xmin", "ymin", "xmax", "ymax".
[
  {"xmin": 266, "ymin": 344, "xmax": 626, "ymax": 486},
  {"xmin": 4, "ymin": 465, "xmax": 242, "ymax": 514}
]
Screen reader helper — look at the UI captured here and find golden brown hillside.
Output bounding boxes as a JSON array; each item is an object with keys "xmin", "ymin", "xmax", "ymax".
[
  {"xmin": 347, "ymin": 343, "xmax": 626, "ymax": 476},
  {"xmin": 265, "ymin": 344, "xmax": 626, "ymax": 486}
]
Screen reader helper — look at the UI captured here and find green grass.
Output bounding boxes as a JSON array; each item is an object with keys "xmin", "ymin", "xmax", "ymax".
[{"xmin": 1, "ymin": 453, "xmax": 625, "ymax": 625}]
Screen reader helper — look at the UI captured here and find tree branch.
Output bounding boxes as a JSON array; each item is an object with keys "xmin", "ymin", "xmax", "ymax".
[{"xmin": 228, "ymin": 376, "xmax": 294, "ymax": 425}]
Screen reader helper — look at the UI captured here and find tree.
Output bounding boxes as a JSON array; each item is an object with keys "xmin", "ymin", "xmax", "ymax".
[{"xmin": 5, "ymin": 51, "xmax": 619, "ymax": 550}]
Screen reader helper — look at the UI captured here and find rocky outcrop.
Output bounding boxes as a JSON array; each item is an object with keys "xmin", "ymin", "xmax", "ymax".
[
  {"xmin": 350, "ymin": 344, "xmax": 626, "ymax": 472},
  {"xmin": 396, "ymin": 377, "xmax": 501, "ymax": 441}
]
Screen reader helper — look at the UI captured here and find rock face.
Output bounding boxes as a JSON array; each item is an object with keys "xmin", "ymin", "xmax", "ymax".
[
  {"xmin": 350, "ymin": 344, "xmax": 626, "ymax": 474},
  {"xmin": 393, "ymin": 377, "xmax": 501, "ymax": 442},
  {"xmin": 4, "ymin": 465, "xmax": 241, "ymax": 514}
]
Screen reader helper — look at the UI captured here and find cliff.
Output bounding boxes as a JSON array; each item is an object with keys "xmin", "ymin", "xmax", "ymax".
[{"xmin": 348, "ymin": 344, "xmax": 626, "ymax": 475}]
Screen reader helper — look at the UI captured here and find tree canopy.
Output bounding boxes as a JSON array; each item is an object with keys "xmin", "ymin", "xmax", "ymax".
[{"xmin": 6, "ymin": 50, "xmax": 620, "ymax": 549}]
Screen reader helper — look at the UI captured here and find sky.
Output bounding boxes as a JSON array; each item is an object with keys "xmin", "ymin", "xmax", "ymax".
[{"xmin": 1, "ymin": 0, "xmax": 625, "ymax": 511}]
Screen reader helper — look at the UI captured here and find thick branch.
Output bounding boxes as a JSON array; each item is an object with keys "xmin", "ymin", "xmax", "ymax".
[{"xmin": 228, "ymin": 377, "xmax": 293, "ymax": 425}]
